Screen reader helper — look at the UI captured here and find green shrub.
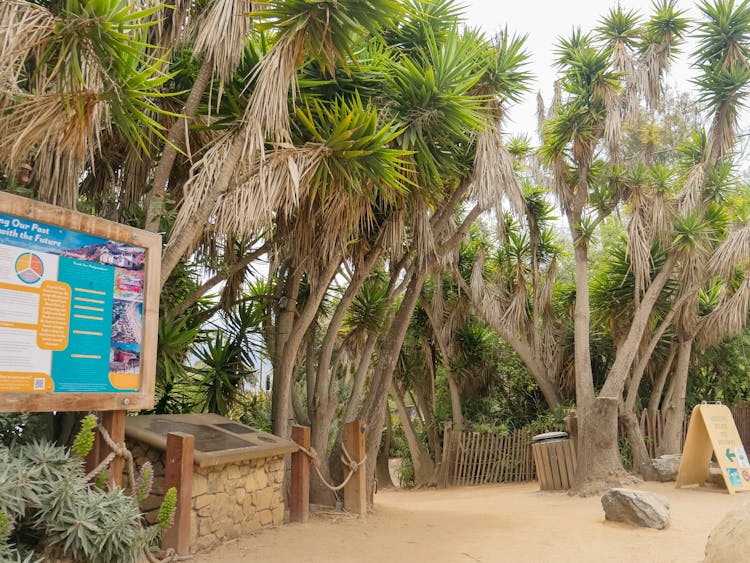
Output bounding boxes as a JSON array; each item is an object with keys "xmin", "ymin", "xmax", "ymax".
[{"xmin": 0, "ymin": 439, "xmax": 175, "ymax": 562}]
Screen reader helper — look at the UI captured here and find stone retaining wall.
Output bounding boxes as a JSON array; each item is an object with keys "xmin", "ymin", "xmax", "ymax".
[{"xmin": 127, "ymin": 440, "xmax": 285, "ymax": 554}]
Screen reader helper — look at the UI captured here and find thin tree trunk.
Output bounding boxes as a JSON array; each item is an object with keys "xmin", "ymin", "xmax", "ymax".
[
  {"xmin": 146, "ymin": 59, "xmax": 213, "ymax": 232},
  {"xmin": 391, "ymin": 384, "xmax": 436, "ymax": 486},
  {"xmin": 342, "ymin": 331, "xmax": 378, "ymax": 424},
  {"xmin": 271, "ymin": 262, "xmax": 301, "ymax": 433},
  {"xmin": 272, "ymin": 255, "xmax": 342, "ymax": 438},
  {"xmin": 648, "ymin": 344, "xmax": 676, "ymax": 414},
  {"xmin": 622, "ymin": 410, "xmax": 651, "ymax": 474},
  {"xmin": 446, "ymin": 372, "xmax": 463, "ymax": 430},
  {"xmin": 375, "ymin": 405, "xmax": 396, "ymax": 489},
  {"xmin": 362, "ymin": 268, "xmax": 428, "ymax": 503},
  {"xmin": 658, "ymin": 338, "xmax": 693, "ymax": 456}
]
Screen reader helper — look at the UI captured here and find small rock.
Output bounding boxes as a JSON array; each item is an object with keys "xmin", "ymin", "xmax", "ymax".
[
  {"xmin": 601, "ymin": 488, "xmax": 670, "ymax": 529},
  {"xmin": 705, "ymin": 501, "xmax": 750, "ymax": 562},
  {"xmin": 641, "ymin": 455, "xmax": 681, "ymax": 482}
]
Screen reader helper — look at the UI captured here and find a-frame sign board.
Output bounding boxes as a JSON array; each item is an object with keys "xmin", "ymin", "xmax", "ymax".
[{"xmin": 676, "ymin": 403, "xmax": 750, "ymax": 494}]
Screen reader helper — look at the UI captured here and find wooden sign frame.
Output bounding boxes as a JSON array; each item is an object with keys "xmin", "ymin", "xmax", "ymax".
[
  {"xmin": 676, "ymin": 403, "xmax": 750, "ymax": 495},
  {"xmin": 0, "ymin": 193, "xmax": 160, "ymax": 412}
]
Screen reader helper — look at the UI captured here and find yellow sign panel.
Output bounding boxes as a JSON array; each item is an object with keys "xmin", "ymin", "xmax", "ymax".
[{"xmin": 676, "ymin": 403, "xmax": 750, "ymax": 494}]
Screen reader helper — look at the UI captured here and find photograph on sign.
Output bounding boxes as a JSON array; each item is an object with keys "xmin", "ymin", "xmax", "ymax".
[
  {"xmin": 735, "ymin": 446, "xmax": 750, "ymax": 469},
  {"xmin": 0, "ymin": 212, "xmax": 145, "ymax": 394}
]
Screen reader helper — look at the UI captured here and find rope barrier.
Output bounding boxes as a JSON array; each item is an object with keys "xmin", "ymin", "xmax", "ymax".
[{"xmin": 297, "ymin": 443, "xmax": 367, "ymax": 492}]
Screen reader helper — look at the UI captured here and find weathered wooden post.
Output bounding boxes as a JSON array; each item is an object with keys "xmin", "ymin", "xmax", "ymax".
[
  {"xmin": 290, "ymin": 425, "xmax": 311, "ymax": 523},
  {"xmin": 85, "ymin": 410, "xmax": 127, "ymax": 486},
  {"xmin": 162, "ymin": 432, "xmax": 195, "ymax": 555},
  {"xmin": 343, "ymin": 419, "xmax": 366, "ymax": 516}
]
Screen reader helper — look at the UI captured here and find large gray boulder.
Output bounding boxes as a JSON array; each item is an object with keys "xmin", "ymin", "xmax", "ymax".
[
  {"xmin": 601, "ymin": 488, "xmax": 670, "ymax": 529},
  {"xmin": 641, "ymin": 454, "xmax": 682, "ymax": 482},
  {"xmin": 705, "ymin": 501, "xmax": 750, "ymax": 562}
]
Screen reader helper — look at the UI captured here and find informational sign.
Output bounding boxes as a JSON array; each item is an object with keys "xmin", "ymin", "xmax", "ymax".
[
  {"xmin": 676, "ymin": 403, "xmax": 750, "ymax": 495},
  {"xmin": 0, "ymin": 193, "xmax": 160, "ymax": 412}
]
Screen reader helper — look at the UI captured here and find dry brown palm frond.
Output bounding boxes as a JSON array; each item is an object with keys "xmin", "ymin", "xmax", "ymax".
[
  {"xmin": 611, "ymin": 42, "xmax": 641, "ymax": 124},
  {"xmin": 0, "ymin": 90, "xmax": 103, "ymax": 171},
  {"xmin": 31, "ymin": 142, "xmax": 86, "ymax": 209},
  {"xmin": 536, "ymin": 91, "xmax": 546, "ymax": 140},
  {"xmin": 639, "ymin": 43, "xmax": 669, "ymax": 110},
  {"xmin": 210, "ymin": 143, "xmax": 327, "ymax": 239},
  {"xmin": 411, "ymin": 198, "xmax": 436, "ymax": 267},
  {"xmin": 120, "ymin": 140, "xmax": 154, "ymax": 211},
  {"xmin": 439, "ymin": 221, "xmax": 460, "ymax": 270},
  {"xmin": 551, "ymin": 155, "xmax": 573, "ymax": 212},
  {"xmin": 648, "ymin": 189, "xmax": 674, "ymax": 249},
  {"xmin": 677, "ymin": 164, "xmax": 705, "ymax": 215},
  {"xmin": 601, "ymin": 86, "xmax": 622, "ymax": 160},
  {"xmin": 429, "ymin": 275, "xmax": 444, "ymax": 330},
  {"xmin": 696, "ymin": 274, "xmax": 750, "ymax": 348},
  {"xmin": 170, "ymin": 132, "xmax": 240, "ymax": 252},
  {"xmin": 242, "ymin": 34, "xmax": 303, "ymax": 158},
  {"xmin": 193, "ymin": 0, "xmax": 252, "ymax": 106},
  {"xmin": 471, "ymin": 122, "xmax": 525, "ymax": 216},
  {"xmin": 707, "ymin": 104, "xmax": 737, "ymax": 164},
  {"xmin": 381, "ymin": 206, "xmax": 407, "ymax": 263},
  {"xmin": 548, "ymin": 80, "xmax": 561, "ymax": 119},
  {"xmin": 707, "ymin": 224, "xmax": 750, "ymax": 278},
  {"xmin": 0, "ymin": 0, "xmax": 55, "ymax": 84},
  {"xmin": 148, "ymin": 0, "xmax": 190, "ymax": 49},
  {"xmin": 627, "ymin": 194, "xmax": 653, "ymax": 298},
  {"xmin": 469, "ymin": 249, "xmax": 485, "ymax": 302},
  {"xmin": 502, "ymin": 280, "xmax": 529, "ymax": 336}
]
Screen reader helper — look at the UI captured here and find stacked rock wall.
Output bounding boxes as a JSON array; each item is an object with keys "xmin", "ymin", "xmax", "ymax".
[{"xmin": 127, "ymin": 440, "xmax": 285, "ymax": 554}]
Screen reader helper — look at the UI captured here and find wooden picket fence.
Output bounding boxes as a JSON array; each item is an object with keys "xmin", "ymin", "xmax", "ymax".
[
  {"xmin": 440, "ymin": 425, "xmax": 542, "ymax": 487},
  {"xmin": 438, "ymin": 403, "xmax": 750, "ymax": 489},
  {"xmin": 639, "ymin": 403, "xmax": 750, "ymax": 458}
]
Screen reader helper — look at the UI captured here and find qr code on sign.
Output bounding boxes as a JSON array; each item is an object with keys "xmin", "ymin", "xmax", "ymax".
[{"xmin": 33, "ymin": 378, "xmax": 45, "ymax": 391}]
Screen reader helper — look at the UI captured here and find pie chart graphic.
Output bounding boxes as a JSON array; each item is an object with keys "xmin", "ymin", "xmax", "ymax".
[{"xmin": 15, "ymin": 252, "xmax": 44, "ymax": 284}]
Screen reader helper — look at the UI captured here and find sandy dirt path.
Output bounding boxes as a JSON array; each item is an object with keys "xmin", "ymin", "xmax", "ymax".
[{"xmin": 195, "ymin": 481, "xmax": 745, "ymax": 563}]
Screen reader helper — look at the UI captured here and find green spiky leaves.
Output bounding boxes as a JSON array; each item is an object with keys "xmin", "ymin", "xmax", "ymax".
[{"xmin": 71, "ymin": 414, "xmax": 97, "ymax": 458}]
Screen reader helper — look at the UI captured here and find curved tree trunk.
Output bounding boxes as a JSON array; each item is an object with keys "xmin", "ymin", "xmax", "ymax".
[
  {"xmin": 272, "ymin": 255, "xmax": 342, "ymax": 438},
  {"xmin": 362, "ymin": 269, "xmax": 428, "ymax": 503},
  {"xmin": 648, "ymin": 344, "xmax": 676, "ymax": 414},
  {"xmin": 145, "ymin": 58, "xmax": 213, "ymax": 232},
  {"xmin": 621, "ymin": 410, "xmax": 650, "ymax": 475},
  {"xmin": 375, "ymin": 406, "xmax": 396, "ymax": 490},
  {"xmin": 392, "ymin": 384, "xmax": 436, "ymax": 486},
  {"xmin": 658, "ymin": 338, "xmax": 693, "ymax": 456}
]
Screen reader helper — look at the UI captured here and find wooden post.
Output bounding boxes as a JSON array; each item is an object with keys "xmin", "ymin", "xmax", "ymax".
[
  {"xmin": 162, "ymin": 432, "xmax": 195, "ymax": 556},
  {"xmin": 290, "ymin": 425, "xmax": 311, "ymax": 523},
  {"xmin": 102, "ymin": 411, "xmax": 126, "ymax": 486},
  {"xmin": 85, "ymin": 411, "xmax": 127, "ymax": 485},
  {"xmin": 343, "ymin": 419, "xmax": 366, "ymax": 516}
]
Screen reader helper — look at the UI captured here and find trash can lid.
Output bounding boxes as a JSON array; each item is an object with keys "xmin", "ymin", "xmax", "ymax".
[{"xmin": 532, "ymin": 431, "xmax": 568, "ymax": 442}]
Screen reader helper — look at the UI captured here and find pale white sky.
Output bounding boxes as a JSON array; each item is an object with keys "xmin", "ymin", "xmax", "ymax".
[{"xmin": 463, "ymin": 0, "xmax": 706, "ymax": 137}]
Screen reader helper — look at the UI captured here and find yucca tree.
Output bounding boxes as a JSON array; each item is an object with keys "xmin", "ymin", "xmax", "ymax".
[
  {"xmin": 652, "ymin": 0, "xmax": 750, "ymax": 455},
  {"xmin": 159, "ymin": 0, "xmax": 401, "ymax": 284},
  {"xmin": 538, "ymin": 1, "xmax": 690, "ymax": 493}
]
